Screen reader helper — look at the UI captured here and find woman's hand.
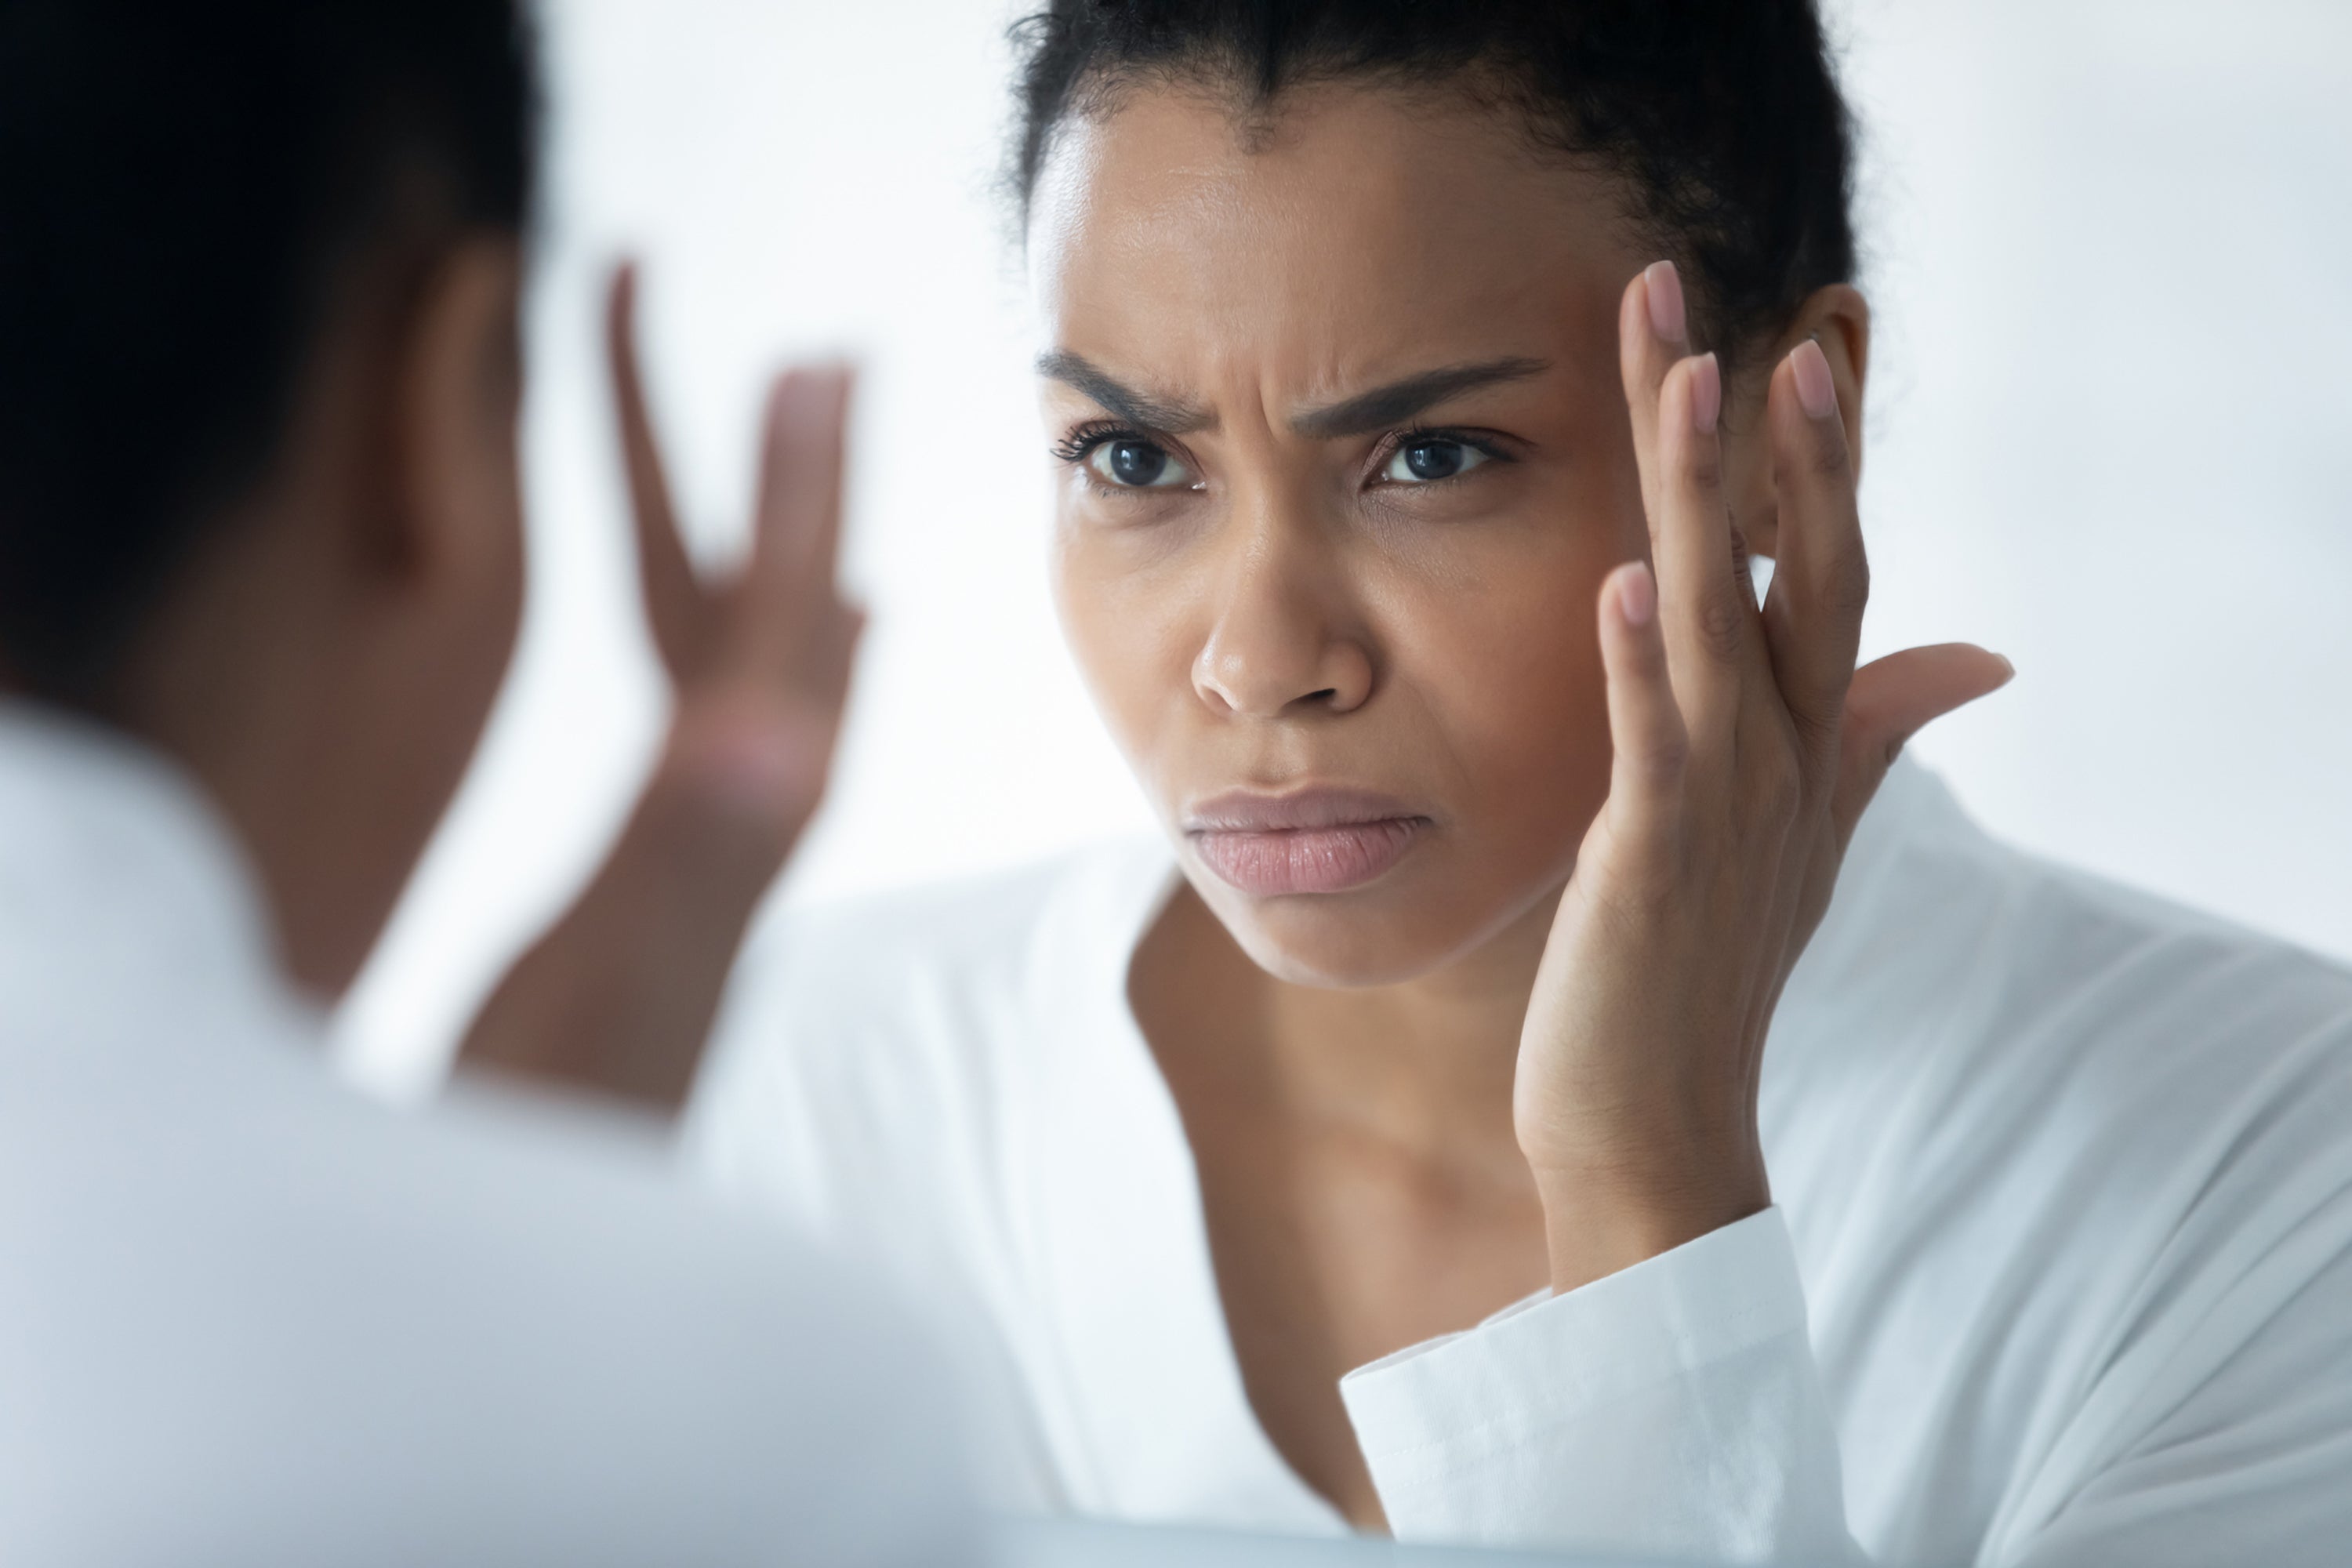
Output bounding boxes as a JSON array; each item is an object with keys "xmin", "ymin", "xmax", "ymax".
[
  {"xmin": 459, "ymin": 266, "xmax": 861, "ymax": 1109},
  {"xmin": 1512, "ymin": 261, "xmax": 2012, "ymax": 1293},
  {"xmin": 610, "ymin": 263, "xmax": 864, "ymax": 866}
]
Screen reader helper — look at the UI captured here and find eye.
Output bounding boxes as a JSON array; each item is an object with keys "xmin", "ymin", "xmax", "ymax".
[
  {"xmin": 1085, "ymin": 437, "xmax": 1195, "ymax": 490},
  {"xmin": 1379, "ymin": 436, "xmax": 1493, "ymax": 485}
]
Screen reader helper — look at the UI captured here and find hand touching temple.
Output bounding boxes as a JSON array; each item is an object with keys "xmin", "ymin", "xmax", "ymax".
[{"xmin": 1512, "ymin": 263, "xmax": 2008, "ymax": 1298}]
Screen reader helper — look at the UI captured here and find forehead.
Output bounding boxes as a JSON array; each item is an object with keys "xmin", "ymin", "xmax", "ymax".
[{"xmin": 1029, "ymin": 81, "xmax": 1645, "ymax": 388}]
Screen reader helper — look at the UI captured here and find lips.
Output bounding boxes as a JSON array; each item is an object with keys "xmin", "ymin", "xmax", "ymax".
[{"xmin": 1185, "ymin": 787, "xmax": 1430, "ymax": 896}]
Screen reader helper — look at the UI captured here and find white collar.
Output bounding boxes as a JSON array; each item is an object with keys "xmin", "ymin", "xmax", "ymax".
[{"xmin": 1005, "ymin": 834, "xmax": 1346, "ymax": 1529}]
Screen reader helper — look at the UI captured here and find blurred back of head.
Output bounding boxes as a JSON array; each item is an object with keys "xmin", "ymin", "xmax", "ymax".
[{"xmin": 0, "ymin": 0, "xmax": 535, "ymax": 706}]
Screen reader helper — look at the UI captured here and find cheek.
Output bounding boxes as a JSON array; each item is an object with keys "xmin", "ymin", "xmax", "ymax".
[
  {"xmin": 426, "ymin": 419, "xmax": 525, "ymax": 779},
  {"xmin": 474, "ymin": 437, "xmax": 527, "ymax": 685},
  {"xmin": 1050, "ymin": 510, "xmax": 1195, "ymax": 777},
  {"xmin": 470, "ymin": 347, "xmax": 528, "ymax": 675},
  {"xmin": 1392, "ymin": 551, "xmax": 1616, "ymax": 851},
  {"xmin": 1430, "ymin": 456, "xmax": 1651, "ymax": 862}
]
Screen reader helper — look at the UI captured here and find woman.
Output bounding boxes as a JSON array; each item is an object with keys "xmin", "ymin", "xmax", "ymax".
[{"xmin": 467, "ymin": 2, "xmax": 2352, "ymax": 1561}]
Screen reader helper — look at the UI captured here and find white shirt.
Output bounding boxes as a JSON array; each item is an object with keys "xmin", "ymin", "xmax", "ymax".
[
  {"xmin": 0, "ymin": 704, "xmax": 971, "ymax": 1567},
  {"xmin": 687, "ymin": 757, "xmax": 2352, "ymax": 1565}
]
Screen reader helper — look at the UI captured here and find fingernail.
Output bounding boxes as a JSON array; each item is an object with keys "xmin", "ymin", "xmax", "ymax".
[
  {"xmin": 1791, "ymin": 338, "xmax": 1837, "ymax": 421},
  {"xmin": 1617, "ymin": 561, "xmax": 1657, "ymax": 626},
  {"xmin": 1644, "ymin": 260, "xmax": 1686, "ymax": 343},
  {"xmin": 1690, "ymin": 353, "xmax": 1721, "ymax": 435},
  {"xmin": 1994, "ymin": 654, "xmax": 2016, "ymax": 682}
]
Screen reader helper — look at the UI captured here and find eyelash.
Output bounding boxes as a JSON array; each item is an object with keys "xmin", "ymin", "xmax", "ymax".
[
  {"xmin": 1050, "ymin": 419, "xmax": 1140, "ymax": 465},
  {"xmin": 1050, "ymin": 422, "xmax": 1516, "ymax": 483}
]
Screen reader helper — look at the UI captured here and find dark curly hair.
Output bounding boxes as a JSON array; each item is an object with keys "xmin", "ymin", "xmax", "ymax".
[
  {"xmin": 0, "ymin": 0, "xmax": 536, "ymax": 702},
  {"xmin": 1009, "ymin": 0, "xmax": 1856, "ymax": 366}
]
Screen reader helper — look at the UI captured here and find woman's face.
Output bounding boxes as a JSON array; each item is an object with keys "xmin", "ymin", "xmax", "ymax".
[{"xmin": 1033, "ymin": 82, "xmax": 1671, "ymax": 988}]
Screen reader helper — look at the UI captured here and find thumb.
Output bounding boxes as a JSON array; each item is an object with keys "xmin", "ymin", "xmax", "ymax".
[{"xmin": 1831, "ymin": 643, "xmax": 2013, "ymax": 844}]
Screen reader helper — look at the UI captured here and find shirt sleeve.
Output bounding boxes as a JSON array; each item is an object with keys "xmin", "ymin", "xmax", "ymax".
[
  {"xmin": 1339, "ymin": 1207, "xmax": 1863, "ymax": 1564},
  {"xmin": 1341, "ymin": 1200, "xmax": 2352, "ymax": 1567}
]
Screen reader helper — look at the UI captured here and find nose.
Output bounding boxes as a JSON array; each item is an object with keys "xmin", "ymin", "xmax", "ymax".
[{"xmin": 1191, "ymin": 510, "xmax": 1375, "ymax": 720}]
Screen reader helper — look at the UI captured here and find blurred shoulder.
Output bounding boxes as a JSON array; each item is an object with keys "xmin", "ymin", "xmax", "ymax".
[
  {"xmin": 734, "ymin": 837, "xmax": 1173, "ymax": 1023},
  {"xmin": 3, "ymin": 1031, "xmax": 968, "ymax": 1566},
  {"xmin": 707, "ymin": 835, "xmax": 1174, "ymax": 1058},
  {"xmin": 682, "ymin": 837, "xmax": 1176, "ymax": 1217}
]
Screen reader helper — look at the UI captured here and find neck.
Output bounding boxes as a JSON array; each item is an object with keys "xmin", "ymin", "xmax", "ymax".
[
  {"xmin": 105, "ymin": 470, "xmax": 456, "ymax": 1004},
  {"xmin": 1143, "ymin": 877, "xmax": 1562, "ymax": 1179},
  {"xmin": 111, "ymin": 535, "xmax": 383, "ymax": 1000}
]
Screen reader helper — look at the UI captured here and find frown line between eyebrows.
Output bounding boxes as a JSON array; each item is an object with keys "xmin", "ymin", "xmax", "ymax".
[
  {"xmin": 1290, "ymin": 358, "xmax": 1550, "ymax": 441},
  {"xmin": 1036, "ymin": 350, "xmax": 1214, "ymax": 435}
]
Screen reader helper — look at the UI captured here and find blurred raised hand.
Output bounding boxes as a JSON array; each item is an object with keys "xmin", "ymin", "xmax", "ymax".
[{"xmin": 460, "ymin": 265, "xmax": 862, "ymax": 1110}]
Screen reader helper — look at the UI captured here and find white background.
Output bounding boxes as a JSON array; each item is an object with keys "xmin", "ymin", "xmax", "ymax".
[{"xmin": 339, "ymin": 0, "xmax": 2352, "ymax": 1094}]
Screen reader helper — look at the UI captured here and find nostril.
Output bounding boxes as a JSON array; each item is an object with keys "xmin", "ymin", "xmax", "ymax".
[{"xmin": 1307, "ymin": 688, "xmax": 1338, "ymax": 703}]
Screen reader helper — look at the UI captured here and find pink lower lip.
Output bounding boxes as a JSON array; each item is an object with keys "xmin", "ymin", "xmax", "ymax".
[{"xmin": 1191, "ymin": 818, "xmax": 1426, "ymax": 896}]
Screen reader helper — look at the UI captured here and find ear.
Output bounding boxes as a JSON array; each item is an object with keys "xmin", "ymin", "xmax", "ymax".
[
  {"xmin": 1795, "ymin": 283, "xmax": 1870, "ymax": 476},
  {"xmin": 1726, "ymin": 283, "xmax": 1870, "ymax": 561},
  {"xmin": 379, "ymin": 235, "xmax": 527, "ymax": 612}
]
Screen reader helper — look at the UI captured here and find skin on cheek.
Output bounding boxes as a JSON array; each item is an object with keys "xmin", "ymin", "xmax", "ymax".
[
  {"xmin": 1050, "ymin": 529, "xmax": 1189, "ymax": 793},
  {"xmin": 1417, "ymin": 559, "xmax": 1616, "ymax": 867}
]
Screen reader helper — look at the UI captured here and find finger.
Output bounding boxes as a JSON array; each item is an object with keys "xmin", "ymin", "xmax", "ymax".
[
  {"xmin": 606, "ymin": 263, "xmax": 706, "ymax": 681},
  {"xmin": 1831, "ymin": 643, "xmax": 2014, "ymax": 843},
  {"xmin": 659, "ymin": 601, "xmax": 867, "ymax": 874},
  {"xmin": 753, "ymin": 362, "xmax": 851, "ymax": 585},
  {"xmin": 741, "ymin": 363, "xmax": 852, "ymax": 658},
  {"xmin": 1761, "ymin": 337, "xmax": 1869, "ymax": 760},
  {"xmin": 1597, "ymin": 560, "xmax": 1689, "ymax": 824},
  {"xmin": 1652, "ymin": 350, "xmax": 1762, "ymax": 702},
  {"xmin": 1621, "ymin": 260, "xmax": 1760, "ymax": 728},
  {"xmin": 808, "ymin": 371, "xmax": 854, "ymax": 590},
  {"xmin": 1618, "ymin": 260, "xmax": 1690, "ymax": 535},
  {"xmin": 817, "ymin": 601, "xmax": 869, "ymax": 719}
]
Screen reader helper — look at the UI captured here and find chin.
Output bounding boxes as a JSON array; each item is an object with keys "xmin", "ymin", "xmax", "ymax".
[{"xmin": 1182, "ymin": 853, "xmax": 1567, "ymax": 990}]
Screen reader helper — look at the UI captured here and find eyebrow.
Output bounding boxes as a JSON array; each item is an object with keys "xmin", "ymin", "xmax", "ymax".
[
  {"xmin": 1035, "ymin": 350, "xmax": 1214, "ymax": 435},
  {"xmin": 1033, "ymin": 349, "xmax": 1550, "ymax": 442},
  {"xmin": 1289, "ymin": 357, "xmax": 1549, "ymax": 440}
]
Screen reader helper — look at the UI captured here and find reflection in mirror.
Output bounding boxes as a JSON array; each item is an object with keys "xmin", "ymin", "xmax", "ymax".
[{"xmin": 9, "ymin": 0, "xmax": 2332, "ymax": 1561}]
